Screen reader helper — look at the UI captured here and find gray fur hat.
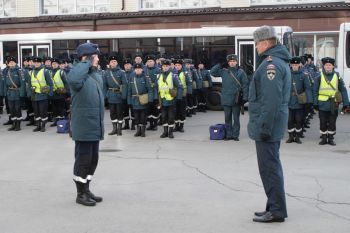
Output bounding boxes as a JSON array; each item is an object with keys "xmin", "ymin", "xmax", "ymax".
[{"xmin": 253, "ymin": 25, "xmax": 277, "ymax": 43}]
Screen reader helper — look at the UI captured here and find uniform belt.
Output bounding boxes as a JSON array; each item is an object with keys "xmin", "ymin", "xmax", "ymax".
[
  {"xmin": 109, "ymin": 88, "xmax": 120, "ymax": 93},
  {"xmin": 9, "ymin": 87, "xmax": 18, "ymax": 90}
]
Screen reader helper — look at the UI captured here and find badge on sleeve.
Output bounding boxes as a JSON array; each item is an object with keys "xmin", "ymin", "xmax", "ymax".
[{"xmin": 266, "ymin": 64, "xmax": 276, "ymax": 81}]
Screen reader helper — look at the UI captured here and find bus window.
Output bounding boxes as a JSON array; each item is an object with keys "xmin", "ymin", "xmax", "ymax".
[{"xmin": 346, "ymin": 31, "xmax": 350, "ymax": 68}]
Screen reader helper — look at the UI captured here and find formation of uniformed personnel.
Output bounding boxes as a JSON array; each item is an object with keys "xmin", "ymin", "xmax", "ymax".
[
  {"xmin": 196, "ymin": 60, "xmax": 213, "ymax": 112},
  {"xmin": 249, "ymin": 25, "xmax": 290, "ymax": 223},
  {"xmin": 103, "ymin": 55, "xmax": 127, "ymax": 136},
  {"xmin": 127, "ymin": 63, "xmax": 152, "ymax": 137},
  {"xmin": 211, "ymin": 54, "xmax": 249, "ymax": 141},
  {"xmin": 144, "ymin": 54, "xmax": 161, "ymax": 131},
  {"xmin": 28, "ymin": 56, "xmax": 54, "ymax": 132},
  {"xmin": 286, "ymin": 56, "xmax": 313, "ymax": 144},
  {"xmin": 2, "ymin": 56, "xmax": 26, "ymax": 131},
  {"xmin": 68, "ymin": 42, "xmax": 104, "ymax": 206},
  {"xmin": 313, "ymin": 57, "xmax": 349, "ymax": 145}
]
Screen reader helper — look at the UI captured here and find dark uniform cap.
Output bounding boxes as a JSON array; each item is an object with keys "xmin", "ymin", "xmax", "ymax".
[
  {"xmin": 183, "ymin": 58, "xmax": 193, "ymax": 64},
  {"xmin": 32, "ymin": 56, "xmax": 42, "ymax": 63},
  {"xmin": 77, "ymin": 43, "xmax": 100, "ymax": 58},
  {"xmin": 290, "ymin": 56, "xmax": 301, "ymax": 64},
  {"xmin": 134, "ymin": 63, "xmax": 143, "ymax": 69},
  {"xmin": 108, "ymin": 55, "xmax": 118, "ymax": 62},
  {"xmin": 145, "ymin": 54, "xmax": 156, "ymax": 61},
  {"xmin": 304, "ymin": 53, "xmax": 313, "ymax": 59},
  {"xmin": 134, "ymin": 53, "xmax": 143, "ymax": 59},
  {"xmin": 226, "ymin": 54, "xmax": 238, "ymax": 61},
  {"xmin": 161, "ymin": 59, "xmax": 171, "ymax": 66},
  {"xmin": 23, "ymin": 56, "xmax": 29, "ymax": 62},
  {"xmin": 43, "ymin": 57, "xmax": 52, "ymax": 62},
  {"xmin": 7, "ymin": 56, "xmax": 17, "ymax": 63},
  {"xmin": 51, "ymin": 58, "xmax": 60, "ymax": 64},
  {"xmin": 123, "ymin": 58, "xmax": 132, "ymax": 64},
  {"xmin": 173, "ymin": 58, "xmax": 183, "ymax": 65},
  {"xmin": 321, "ymin": 57, "xmax": 335, "ymax": 66},
  {"xmin": 253, "ymin": 25, "xmax": 277, "ymax": 43},
  {"xmin": 198, "ymin": 60, "xmax": 205, "ymax": 65}
]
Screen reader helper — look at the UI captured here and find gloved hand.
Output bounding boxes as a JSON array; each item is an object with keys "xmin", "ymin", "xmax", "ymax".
[
  {"xmin": 313, "ymin": 105, "xmax": 319, "ymax": 111},
  {"xmin": 260, "ymin": 133, "xmax": 271, "ymax": 141}
]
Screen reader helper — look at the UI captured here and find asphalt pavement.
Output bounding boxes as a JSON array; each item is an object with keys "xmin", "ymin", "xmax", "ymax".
[{"xmin": 1, "ymin": 110, "xmax": 350, "ymax": 233}]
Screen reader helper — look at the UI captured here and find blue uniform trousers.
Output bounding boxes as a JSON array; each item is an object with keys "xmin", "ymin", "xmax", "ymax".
[
  {"xmin": 224, "ymin": 105, "xmax": 241, "ymax": 139},
  {"xmin": 8, "ymin": 99, "xmax": 22, "ymax": 120},
  {"xmin": 74, "ymin": 141, "xmax": 99, "ymax": 183},
  {"xmin": 255, "ymin": 141, "xmax": 288, "ymax": 218}
]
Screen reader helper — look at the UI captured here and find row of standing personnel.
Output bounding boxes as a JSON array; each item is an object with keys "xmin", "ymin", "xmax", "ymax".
[{"xmin": 0, "ymin": 54, "xmax": 214, "ymax": 138}]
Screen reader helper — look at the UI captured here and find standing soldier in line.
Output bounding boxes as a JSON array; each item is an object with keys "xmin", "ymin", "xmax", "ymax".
[
  {"xmin": 43, "ymin": 57, "xmax": 54, "ymax": 122},
  {"xmin": 211, "ymin": 54, "xmax": 249, "ymax": 141},
  {"xmin": 28, "ymin": 56, "xmax": 53, "ymax": 132},
  {"xmin": 173, "ymin": 58, "xmax": 190, "ymax": 132},
  {"xmin": 0, "ymin": 64, "xmax": 3, "ymax": 116},
  {"xmin": 23, "ymin": 57, "xmax": 36, "ymax": 126},
  {"xmin": 313, "ymin": 57, "xmax": 349, "ymax": 146},
  {"xmin": 2, "ymin": 58, "xmax": 13, "ymax": 125},
  {"xmin": 103, "ymin": 55, "xmax": 127, "ymax": 136},
  {"xmin": 49, "ymin": 58, "xmax": 69, "ymax": 127},
  {"xmin": 158, "ymin": 59, "xmax": 183, "ymax": 139},
  {"xmin": 286, "ymin": 57, "xmax": 312, "ymax": 144},
  {"xmin": 128, "ymin": 63, "xmax": 152, "ymax": 137},
  {"xmin": 67, "ymin": 42, "xmax": 104, "ymax": 206},
  {"xmin": 144, "ymin": 54, "xmax": 161, "ymax": 131},
  {"xmin": 3, "ymin": 56, "xmax": 26, "ymax": 131},
  {"xmin": 197, "ymin": 60, "xmax": 212, "ymax": 112},
  {"xmin": 183, "ymin": 59, "xmax": 194, "ymax": 117},
  {"xmin": 122, "ymin": 58, "xmax": 135, "ymax": 130}
]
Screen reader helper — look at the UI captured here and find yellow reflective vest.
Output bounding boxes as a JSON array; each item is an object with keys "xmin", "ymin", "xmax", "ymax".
[
  {"xmin": 318, "ymin": 72, "xmax": 338, "ymax": 101},
  {"xmin": 158, "ymin": 73, "xmax": 174, "ymax": 101},
  {"xmin": 31, "ymin": 68, "xmax": 48, "ymax": 93},
  {"xmin": 52, "ymin": 70, "xmax": 65, "ymax": 91}
]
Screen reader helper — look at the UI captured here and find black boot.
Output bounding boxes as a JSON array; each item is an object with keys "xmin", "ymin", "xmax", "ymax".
[
  {"xmin": 86, "ymin": 181, "xmax": 103, "ymax": 202},
  {"xmin": 286, "ymin": 133, "xmax": 294, "ymax": 143},
  {"xmin": 178, "ymin": 123, "xmax": 184, "ymax": 133},
  {"xmin": 328, "ymin": 134, "xmax": 336, "ymax": 146},
  {"xmin": 122, "ymin": 119, "xmax": 130, "ymax": 130},
  {"xmin": 26, "ymin": 116, "xmax": 35, "ymax": 126},
  {"xmin": 50, "ymin": 118, "xmax": 58, "ymax": 127},
  {"xmin": 141, "ymin": 125, "xmax": 146, "ymax": 137},
  {"xmin": 14, "ymin": 120, "xmax": 21, "ymax": 131},
  {"xmin": 3, "ymin": 116, "xmax": 13, "ymax": 125},
  {"xmin": 33, "ymin": 121, "xmax": 41, "ymax": 132},
  {"xmin": 8, "ymin": 120, "xmax": 16, "ymax": 131},
  {"xmin": 152, "ymin": 119, "xmax": 157, "ymax": 131},
  {"xmin": 319, "ymin": 134, "xmax": 327, "ymax": 145},
  {"xmin": 146, "ymin": 119, "xmax": 152, "ymax": 131},
  {"xmin": 117, "ymin": 123, "xmax": 122, "ymax": 136},
  {"xmin": 40, "ymin": 121, "xmax": 46, "ymax": 132},
  {"xmin": 160, "ymin": 126, "xmax": 168, "ymax": 138},
  {"xmin": 75, "ymin": 181, "xmax": 96, "ymax": 206},
  {"xmin": 168, "ymin": 126, "xmax": 174, "ymax": 139},
  {"xmin": 174, "ymin": 122, "xmax": 179, "ymax": 132},
  {"xmin": 108, "ymin": 122, "xmax": 117, "ymax": 135},
  {"xmin": 131, "ymin": 120, "xmax": 136, "ymax": 130},
  {"xmin": 294, "ymin": 132, "xmax": 302, "ymax": 144},
  {"xmin": 134, "ymin": 126, "xmax": 141, "ymax": 137}
]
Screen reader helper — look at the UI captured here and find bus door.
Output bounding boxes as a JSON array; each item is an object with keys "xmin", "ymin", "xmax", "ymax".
[
  {"xmin": 237, "ymin": 40, "xmax": 255, "ymax": 80},
  {"xmin": 18, "ymin": 42, "xmax": 51, "ymax": 65}
]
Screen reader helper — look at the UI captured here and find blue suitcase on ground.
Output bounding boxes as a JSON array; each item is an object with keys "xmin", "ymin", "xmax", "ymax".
[
  {"xmin": 57, "ymin": 119, "xmax": 70, "ymax": 134},
  {"xmin": 209, "ymin": 124, "xmax": 226, "ymax": 140}
]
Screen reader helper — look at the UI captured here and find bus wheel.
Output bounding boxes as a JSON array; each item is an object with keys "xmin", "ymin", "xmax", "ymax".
[{"xmin": 207, "ymin": 86, "xmax": 222, "ymax": 111}]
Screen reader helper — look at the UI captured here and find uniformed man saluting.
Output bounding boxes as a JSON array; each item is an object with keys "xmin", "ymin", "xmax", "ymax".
[{"xmin": 67, "ymin": 43, "xmax": 104, "ymax": 206}]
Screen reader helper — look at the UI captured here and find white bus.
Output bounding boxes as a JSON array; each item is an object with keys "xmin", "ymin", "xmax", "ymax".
[
  {"xmin": 0, "ymin": 26, "xmax": 294, "ymax": 110},
  {"xmin": 337, "ymin": 23, "xmax": 350, "ymax": 93}
]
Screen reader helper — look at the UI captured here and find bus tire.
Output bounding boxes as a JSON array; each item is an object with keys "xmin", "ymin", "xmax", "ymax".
[{"xmin": 207, "ymin": 86, "xmax": 223, "ymax": 111}]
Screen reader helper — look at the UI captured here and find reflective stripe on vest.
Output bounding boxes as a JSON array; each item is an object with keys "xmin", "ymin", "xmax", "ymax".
[
  {"xmin": 178, "ymin": 72, "xmax": 187, "ymax": 89},
  {"xmin": 318, "ymin": 72, "xmax": 338, "ymax": 101},
  {"xmin": 52, "ymin": 70, "xmax": 64, "ymax": 91},
  {"xmin": 158, "ymin": 73, "xmax": 174, "ymax": 101},
  {"xmin": 31, "ymin": 68, "xmax": 47, "ymax": 93}
]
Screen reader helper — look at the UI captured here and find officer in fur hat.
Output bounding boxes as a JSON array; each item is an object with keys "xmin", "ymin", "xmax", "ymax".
[
  {"xmin": 197, "ymin": 60, "xmax": 212, "ymax": 112},
  {"xmin": 249, "ymin": 25, "xmax": 291, "ymax": 223},
  {"xmin": 122, "ymin": 58, "xmax": 136, "ymax": 130},
  {"xmin": 313, "ymin": 57, "xmax": 349, "ymax": 145},
  {"xmin": 67, "ymin": 42, "xmax": 104, "ymax": 206}
]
